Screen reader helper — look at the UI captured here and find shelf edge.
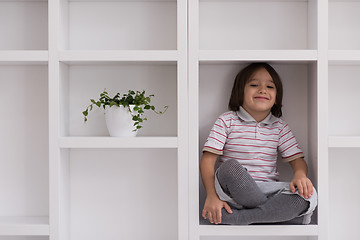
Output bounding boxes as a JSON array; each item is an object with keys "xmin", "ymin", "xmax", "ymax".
[
  {"xmin": 0, "ymin": 217, "xmax": 49, "ymax": 236},
  {"xmin": 328, "ymin": 136, "xmax": 360, "ymax": 148},
  {"xmin": 0, "ymin": 50, "xmax": 48, "ymax": 63},
  {"xmin": 198, "ymin": 225, "xmax": 319, "ymax": 237},
  {"xmin": 58, "ymin": 136, "xmax": 178, "ymax": 148},
  {"xmin": 328, "ymin": 50, "xmax": 360, "ymax": 63},
  {"xmin": 199, "ymin": 50, "xmax": 317, "ymax": 62},
  {"xmin": 59, "ymin": 50, "xmax": 178, "ymax": 62}
]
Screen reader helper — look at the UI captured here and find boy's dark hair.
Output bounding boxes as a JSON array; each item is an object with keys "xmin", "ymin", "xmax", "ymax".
[{"xmin": 228, "ymin": 62, "xmax": 283, "ymax": 117}]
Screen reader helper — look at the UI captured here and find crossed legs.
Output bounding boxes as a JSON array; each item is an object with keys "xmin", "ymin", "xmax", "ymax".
[{"xmin": 215, "ymin": 159, "xmax": 309, "ymax": 225}]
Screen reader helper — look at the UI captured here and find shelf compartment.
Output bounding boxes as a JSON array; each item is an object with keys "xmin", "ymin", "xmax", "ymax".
[
  {"xmin": 329, "ymin": 0, "xmax": 360, "ymax": 50},
  {"xmin": 59, "ymin": 50, "xmax": 178, "ymax": 62},
  {"xmin": 199, "ymin": 0, "xmax": 317, "ymax": 50},
  {"xmin": 0, "ymin": 65, "xmax": 49, "ymax": 228},
  {"xmin": 59, "ymin": 136, "xmax": 178, "ymax": 148},
  {"xmin": 199, "ymin": 50, "xmax": 317, "ymax": 62},
  {"xmin": 329, "ymin": 64, "xmax": 360, "ymax": 136},
  {"xmin": 0, "ymin": 217, "xmax": 49, "ymax": 236},
  {"xmin": 329, "ymin": 136, "xmax": 360, "ymax": 148},
  {"xmin": 197, "ymin": 61, "xmax": 319, "ymax": 225},
  {"xmin": 59, "ymin": 62, "xmax": 177, "ymax": 137},
  {"xmin": 0, "ymin": 1, "xmax": 48, "ymax": 50},
  {"xmin": 60, "ymin": 1, "xmax": 177, "ymax": 50},
  {"xmin": 59, "ymin": 148, "xmax": 178, "ymax": 240},
  {"xmin": 199, "ymin": 225, "xmax": 318, "ymax": 237},
  {"xmin": 329, "ymin": 149, "xmax": 360, "ymax": 239}
]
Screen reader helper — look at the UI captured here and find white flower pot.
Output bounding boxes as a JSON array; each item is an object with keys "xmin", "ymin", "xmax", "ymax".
[{"xmin": 104, "ymin": 105, "xmax": 138, "ymax": 137}]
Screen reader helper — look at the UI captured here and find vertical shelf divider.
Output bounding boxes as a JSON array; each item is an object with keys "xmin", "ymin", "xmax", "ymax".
[
  {"xmin": 177, "ymin": 0, "xmax": 189, "ymax": 240},
  {"xmin": 49, "ymin": 0, "xmax": 62, "ymax": 239},
  {"xmin": 188, "ymin": 0, "xmax": 200, "ymax": 239},
  {"xmin": 317, "ymin": 0, "xmax": 329, "ymax": 240}
]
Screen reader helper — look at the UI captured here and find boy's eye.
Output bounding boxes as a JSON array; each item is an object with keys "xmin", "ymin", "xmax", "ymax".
[
  {"xmin": 250, "ymin": 84, "xmax": 258, "ymax": 87},
  {"xmin": 267, "ymin": 86, "xmax": 275, "ymax": 89}
]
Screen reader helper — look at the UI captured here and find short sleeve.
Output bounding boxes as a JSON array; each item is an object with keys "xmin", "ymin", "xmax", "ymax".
[
  {"xmin": 202, "ymin": 115, "xmax": 229, "ymax": 155},
  {"xmin": 278, "ymin": 123, "xmax": 304, "ymax": 162}
]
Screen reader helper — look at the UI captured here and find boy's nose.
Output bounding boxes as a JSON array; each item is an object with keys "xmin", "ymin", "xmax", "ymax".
[{"xmin": 259, "ymin": 86, "xmax": 267, "ymax": 93}]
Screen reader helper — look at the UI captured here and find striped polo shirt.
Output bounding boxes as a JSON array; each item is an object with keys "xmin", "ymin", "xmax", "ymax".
[{"xmin": 203, "ymin": 107, "xmax": 304, "ymax": 182}]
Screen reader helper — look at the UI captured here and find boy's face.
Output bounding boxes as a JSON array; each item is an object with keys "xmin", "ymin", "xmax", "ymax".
[{"xmin": 242, "ymin": 68, "xmax": 276, "ymax": 118}]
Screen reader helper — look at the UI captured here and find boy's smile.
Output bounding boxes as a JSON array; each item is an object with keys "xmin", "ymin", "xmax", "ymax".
[
  {"xmin": 254, "ymin": 96, "xmax": 270, "ymax": 101},
  {"xmin": 242, "ymin": 67, "xmax": 276, "ymax": 122}
]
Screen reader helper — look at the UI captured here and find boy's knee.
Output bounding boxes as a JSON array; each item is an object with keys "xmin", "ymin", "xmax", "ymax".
[
  {"xmin": 218, "ymin": 159, "xmax": 247, "ymax": 178},
  {"xmin": 221, "ymin": 159, "xmax": 242, "ymax": 169}
]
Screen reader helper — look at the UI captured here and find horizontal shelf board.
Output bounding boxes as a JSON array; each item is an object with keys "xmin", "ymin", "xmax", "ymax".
[
  {"xmin": 0, "ymin": 0, "xmax": 47, "ymax": 1},
  {"xmin": 0, "ymin": 217, "xmax": 49, "ymax": 236},
  {"xmin": 329, "ymin": 0, "xmax": 360, "ymax": 2},
  {"xmin": 0, "ymin": 51, "xmax": 48, "ymax": 63},
  {"xmin": 59, "ymin": 136, "xmax": 178, "ymax": 148},
  {"xmin": 329, "ymin": 136, "xmax": 360, "ymax": 148},
  {"xmin": 199, "ymin": 224, "xmax": 318, "ymax": 236},
  {"xmin": 68, "ymin": 0, "xmax": 176, "ymax": 1},
  {"xmin": 199, "ymin": 50, "xmax": 317, "ymax": 62},
  {"xmin": 201, "ymin": 0, "xmax": 309, "ymax": 2},
  {"xmin": 59, "ymin": 50, "xmax": 178, "ymax": 63},
  {"xmin": 328, "ymin": 50, "xmax": 360, "ymax": 63}
]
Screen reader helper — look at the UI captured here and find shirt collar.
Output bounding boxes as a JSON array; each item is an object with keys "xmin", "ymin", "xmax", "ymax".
[{"xmin": 236, "ymin": 107, "xmax": 277, "ymax": 125}]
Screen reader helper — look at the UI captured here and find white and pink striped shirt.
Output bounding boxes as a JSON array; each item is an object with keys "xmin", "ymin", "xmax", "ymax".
[{"xmin": 203, "ymin": 107, "xmax": 304, "ymax": 182}]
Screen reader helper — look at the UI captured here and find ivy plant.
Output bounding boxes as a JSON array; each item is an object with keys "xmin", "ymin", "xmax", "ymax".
[{"xmin": 82, "ymin": 90, "xmax": 168, "ymax": 131}]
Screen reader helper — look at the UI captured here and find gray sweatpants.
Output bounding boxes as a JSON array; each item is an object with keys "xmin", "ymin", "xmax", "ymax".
[{"xmin": 214, "ymin": 159, "xmax": 317, "ymax": 225}]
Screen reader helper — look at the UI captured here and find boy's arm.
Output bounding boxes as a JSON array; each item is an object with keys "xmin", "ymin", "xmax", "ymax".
[
  {"xmin": 289, "ymin": 158, "xmax": 314, "ymax": 199},
  {"xmin": 200, "ymin": 151, "xmax": 232, "ymax": 224}
]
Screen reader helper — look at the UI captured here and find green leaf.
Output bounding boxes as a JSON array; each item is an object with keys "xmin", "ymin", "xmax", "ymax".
[
  {"xmin": 96, "ymin": 102, "xmax": 101, "ymax": 107},
  {"xmin": 82, "ymin": 110, "xmax": 88, "ymax": 116}
]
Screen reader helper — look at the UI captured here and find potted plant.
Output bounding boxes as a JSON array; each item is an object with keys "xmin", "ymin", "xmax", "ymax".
[{"xmin": 82, "ymin": 89, "xmax": 168, "ymax": 137}]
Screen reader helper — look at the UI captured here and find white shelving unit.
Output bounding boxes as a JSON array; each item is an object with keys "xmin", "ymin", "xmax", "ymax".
[{"xmin": 1, "ymin": 0, "xmax": 360, "ymax": 239}]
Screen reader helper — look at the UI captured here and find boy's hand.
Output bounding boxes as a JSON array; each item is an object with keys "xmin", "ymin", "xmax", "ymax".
[
  {"xmin": 289, "ymin": 174, "xmax": 313, "ymax": 199},
  {"xmin": 202, "ymin": 195, "xmax": 232, "ymax": 224}
]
